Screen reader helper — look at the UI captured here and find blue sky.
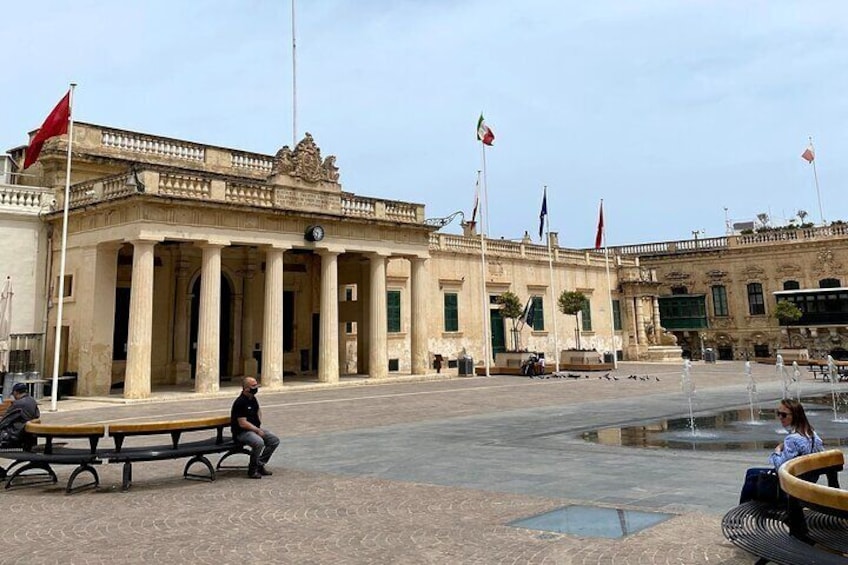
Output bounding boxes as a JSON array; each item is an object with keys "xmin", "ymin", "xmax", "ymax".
[{"xmin": 3, "ymin": 1, "xmax": 847, "ymax": 246}]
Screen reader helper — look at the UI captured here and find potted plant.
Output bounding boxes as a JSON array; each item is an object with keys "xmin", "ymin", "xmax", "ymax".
[
  {"xmin": 496, "ymin": 291, "xmax": 524, "ymax": 351},
  {"xmin": 558, "ymin": 290, "xmax": 587, "ymax": 350}
]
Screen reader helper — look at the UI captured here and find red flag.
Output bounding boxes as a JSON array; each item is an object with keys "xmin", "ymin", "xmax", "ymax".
[
  {"xmin": 801, "ymin": 147, "xmax": 815, "ymax": 163},
  {"xmin": 24, "ymin": 91, "xmax": 71, "ymax": 169},
  {"xmin": 594, "ymin": 201, "xmax": 604, "ymax": 249}
]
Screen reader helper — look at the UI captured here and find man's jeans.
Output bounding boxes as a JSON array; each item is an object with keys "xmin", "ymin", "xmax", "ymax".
[{"xmin": 236, "ymin": 429, "xmax": 280, "ymax": 470}]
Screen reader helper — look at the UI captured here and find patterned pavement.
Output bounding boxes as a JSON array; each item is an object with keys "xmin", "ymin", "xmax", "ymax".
[{"xmin": 2, "ymin": 361, "xmax": 844, "ymax": 564}]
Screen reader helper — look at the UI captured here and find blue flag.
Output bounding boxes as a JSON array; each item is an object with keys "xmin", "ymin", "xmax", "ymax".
[{"xmin": 538, "ymin": 189, "xmax": 547, "ymax": 239}]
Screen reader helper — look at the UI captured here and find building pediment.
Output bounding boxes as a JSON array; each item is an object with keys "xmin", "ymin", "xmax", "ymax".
[{"xmin": 268, "ymin": 133, "xmax": 340, "ymax": 186}]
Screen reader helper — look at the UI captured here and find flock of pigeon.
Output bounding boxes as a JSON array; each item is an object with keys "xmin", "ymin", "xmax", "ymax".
[{"xmin": 529, "ymin": 372, "xmax": 660, "ymax": 382}]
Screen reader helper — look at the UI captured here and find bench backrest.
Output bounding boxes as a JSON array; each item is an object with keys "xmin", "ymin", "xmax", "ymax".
[{"xmin": 779, "ymin": 449, "xmax": 848, "ymax": 514}]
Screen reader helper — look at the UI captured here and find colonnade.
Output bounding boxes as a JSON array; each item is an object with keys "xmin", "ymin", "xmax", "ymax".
[{"xmin": 82, "ymin": 239, "xmax": 430, "ymax": 399}]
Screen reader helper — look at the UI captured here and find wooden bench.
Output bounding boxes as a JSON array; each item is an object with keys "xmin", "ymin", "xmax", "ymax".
[
  {"xmin": 722, "ymin": 450, "xmax": 848, "ymax": 565},
  {"xmin": 2, "ymin": 422, "xmax": 106, "ymax": 493},
  {"xmin": 103, "ymin": 416, "xmax": 249, "ymax": 491},
  {"xmin": 0, "ymin": 415, "xmax": 251, "ymax": 493}
]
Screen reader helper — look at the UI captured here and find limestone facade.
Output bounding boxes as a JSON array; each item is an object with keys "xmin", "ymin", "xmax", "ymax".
[
  {"xmin": 6, "ymin": 122, "xmax": 632, "ymax": 397},
  {"xmin": 616, "ymin": 230, "xmax": 848, "ymax": 360}
]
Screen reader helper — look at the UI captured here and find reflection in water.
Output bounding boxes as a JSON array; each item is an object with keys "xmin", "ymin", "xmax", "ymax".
[{"xmin": 583, "ymin": 393, "xmax": 848, "ymax": 451}]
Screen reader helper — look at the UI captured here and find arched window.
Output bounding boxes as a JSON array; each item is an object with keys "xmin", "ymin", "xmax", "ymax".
[
  {"xmin": 783, "ymin": 280, "xmax": 800, "ymax": 290},
  {"xmin": 819, "ymin": 278, "xmax": 841, "ymax": 288}
]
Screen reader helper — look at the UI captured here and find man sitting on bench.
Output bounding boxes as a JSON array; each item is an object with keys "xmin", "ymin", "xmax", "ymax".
[
  {"xmin": 0, "ymin": 383, "xmax": 40, "ymax": 448},
  {"xmin": 231, "ymin": 377, "xmax": 280, "ymax": 479}
]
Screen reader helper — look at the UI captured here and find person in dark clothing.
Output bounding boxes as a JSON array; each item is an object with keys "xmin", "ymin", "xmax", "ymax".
[
  {"xmin": 0, "ymin": 382, "xmax": 41, "ymax": 448},
  {"xmin": 231, "ymin": 377, "xmax": 280, "ymax": 479}
]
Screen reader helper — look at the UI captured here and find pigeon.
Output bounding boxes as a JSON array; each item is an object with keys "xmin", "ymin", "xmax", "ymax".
[
  {"xmin": 655, "ymin": 376, "xmax": 661, "ymax": 382},
  {"xmin": 613, "ymin": 376, "xmax": 619, "ymax": 381}
]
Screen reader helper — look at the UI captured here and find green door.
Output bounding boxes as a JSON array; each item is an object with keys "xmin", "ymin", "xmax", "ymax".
[{"xmin": 490, "ymin": 308, "xmax": 506, "ymax": 356}]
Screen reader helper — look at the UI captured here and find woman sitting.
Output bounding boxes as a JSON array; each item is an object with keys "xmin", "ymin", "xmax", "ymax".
[{"xmin": 739, "ymin": 399, "xmax": 824, "ymax": 504}]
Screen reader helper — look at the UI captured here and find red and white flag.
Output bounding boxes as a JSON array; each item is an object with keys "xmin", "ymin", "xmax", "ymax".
[
  {"xmin": 24, "ymin": 91, "xmax": 71, "ymax": 169},
  {"xmin": 477, "ymin": 114, "xmax": 494, "ymax": 146},
  {"xmin": 801, "ymin": 146, "xmax": 815, "ymax": 163},
  {"xmin": 594, "ymin": 201, "xmax": 605, "ymax": 249}
]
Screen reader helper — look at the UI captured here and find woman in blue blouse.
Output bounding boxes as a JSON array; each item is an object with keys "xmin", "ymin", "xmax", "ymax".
[{"xmin": 739, "ymin": 399, "xmax": 823, "ymax": 503}]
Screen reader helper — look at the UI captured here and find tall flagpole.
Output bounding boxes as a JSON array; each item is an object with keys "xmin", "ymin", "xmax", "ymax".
[
  {"xmin": 480, "ymin": 151, "xmax": 491, "ymax": 377},
  {"xmin": 291, "ymin": 0, "xmax": 298, "ymax": 146},
  {"xmin": 544, "ymin": 186, "xmax": 560, "ymax": 373},
  {"xmin": 50, "ymin": 82, "xmax": 76, "ymax": 412},
  {"xmin": 601, "ymin": 200, "xmax": 618, "ymax": 369},
  {"xmin": 808, "ymin": 136, "xmax": 824, "ymax": 225}
]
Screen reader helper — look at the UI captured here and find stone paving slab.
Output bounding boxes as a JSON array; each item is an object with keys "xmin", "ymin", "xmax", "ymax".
[{"xmin": 0, "ymin": 361, "xmax": 844, "ymax": 564}]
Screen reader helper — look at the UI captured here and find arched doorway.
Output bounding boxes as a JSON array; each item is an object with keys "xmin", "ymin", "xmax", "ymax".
[{"xmin": 189, "ymin": 275, "xmax": 232, "ymax": 380}]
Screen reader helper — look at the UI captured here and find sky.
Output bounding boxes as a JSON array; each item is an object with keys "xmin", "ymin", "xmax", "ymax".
[{"xmin": 3, "ymin": 1, "xmax": 848, "ymax": 247}]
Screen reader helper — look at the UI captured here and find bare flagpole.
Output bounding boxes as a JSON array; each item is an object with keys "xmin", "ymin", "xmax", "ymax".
[
  {"xmin": 543, "ymin": 186, "xmax": 560, "ymax": 373},
  {"xmin": 291, "ymin": 0, "xmax": 298, "ymax": 146},
  {"xmin": 50, "ymin": 82, "xmax": 76, "ymax": 412},
  {"xmin": 480, "ymin": 153, "xmax": 491, "ymax": 377},
  {"xmin": 601, "ymin": 200, "xmax": 618, "ymax": 369},
  {"xmin": 808, "ymin": 136, "xmax": 825, "ymax": 225}
]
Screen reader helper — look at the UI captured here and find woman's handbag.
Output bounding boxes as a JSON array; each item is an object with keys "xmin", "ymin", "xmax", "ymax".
[{"xmin": 754, "ymin": 469, "xmax": 783, "ymax": 504}]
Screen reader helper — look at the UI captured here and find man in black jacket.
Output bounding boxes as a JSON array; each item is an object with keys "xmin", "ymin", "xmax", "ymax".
[
  {"xmin": 0, "ymin": 382, "xmax": 40, "ymax": 448},
  {"xmin": 231, "ymin": 377, "xmax": 280, "ymax": 479}
]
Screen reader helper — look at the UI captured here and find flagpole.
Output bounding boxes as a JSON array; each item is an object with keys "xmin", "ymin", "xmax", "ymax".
[
  {"xmin": 50, "ymin": 83, "xmax": 75, "ymax": 412},
  {"xmin": 480, "ymin": 149, "xmax": 491, "ymax": 377},
  {"xmin": 291, "ymin": 0, "xmax": 298, "ymax": 146},
  {"xmin": 601, "ymin": 200, "xmax": 618, "ymax": 370},
  {"xmin": 543, "ymin": 186, "xmax": 560, "ymax": 373},
  {"xmin": 808, "ymin": 136, "xmax": 824, "ymax": 225}
]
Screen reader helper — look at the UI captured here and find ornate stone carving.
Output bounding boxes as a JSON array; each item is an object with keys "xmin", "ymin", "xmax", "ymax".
[
  {"xmin": 664, "ymin": 271, "xmax": 691, "ymax": 281},
  {"xmin": 269, "ymin": 133, "xmax": 340, "ymax": 184},
  {"xmin": 776, "ymin": 264, "xmax": 802, "ymax": 277},
  {"xmin": 706, "ymin": 269, "xmax": 728, "ymax": 280},
  {"xmin": 270, "ymin": 146, "xmax": 294, "ymax": 176},
  {"xmin": 743, "ymin": 265, "xmax": 765, "ymax": 280},
  {"xmin": 812, "ymin": 247, "xmax": 843, "ymax": 276},
  {"xmin": 322, "ymin": 155, "xmax": 339, "ymax": 182},
  {"xmin": 659, "ymin": 329, "xmax": 678, "ymax": 346}
]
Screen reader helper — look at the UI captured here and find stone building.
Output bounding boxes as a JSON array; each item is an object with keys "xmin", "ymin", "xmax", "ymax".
[
  {"xmin": 612, "ymin": 229, "xmax": 848, "ymax": 361},
  {"xmin": 6, "ymin": 122, "xmax": 634, "ymax": 398}
]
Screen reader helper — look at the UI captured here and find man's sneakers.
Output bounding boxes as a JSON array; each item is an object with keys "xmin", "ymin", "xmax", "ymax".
[{"xmin": 247, "ymin": 465, "xmax": 273, "ymax": 479}]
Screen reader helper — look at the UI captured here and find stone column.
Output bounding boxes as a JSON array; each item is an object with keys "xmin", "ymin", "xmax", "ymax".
[
  {"xmin": 410, "ymin": 257, "xmax": 429, "ymax": 374},
  {"xmin": 627, "ymin": 297, "xmax": 638, "ymax": 344},
  {"xmin": 636, "ymin": 297, "xmax": 648, "ymax": 345},
  {"xmin": 357, "ymin": 259, "xmax": 371, "ymax": 374},
  {"xmin": 242, "ymin": 248, "xmax": 260, "ymax": 377},
  {"xmin": 651, "ymin": 296, "xmax": 662, "ymax": 341},
  {"xmin": 262, "ymin": 246, "xmax": 287, "ymax": 388},
  {"xmin": 77, "ymin": 243, "xmax": 120, "ymax": 396},
  {"xmin": 195, "ymin": 243, "xmax": 224, "ymax": 393},
  {"xmin": 125, "ymin": 239, "xmax": 156, "ymax": 399},
  {"xmin": 318, "ymin": 250, "xmax": 340, "ymax": 383},
  {"xmin": 173, "ymin": 256, "xmax": 192, "ymax": 384},
  {"xmin": 368, "ymin": 253, "xmax": 388, "ymax": 379}
]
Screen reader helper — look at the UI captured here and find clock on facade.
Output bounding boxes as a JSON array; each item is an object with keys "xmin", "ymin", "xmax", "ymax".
[{"xmin": 305, "ymin": 225, "xmax": 325, "ymax": 242}]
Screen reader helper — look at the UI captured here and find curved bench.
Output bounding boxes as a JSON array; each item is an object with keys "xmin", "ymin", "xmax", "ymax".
[
  {"xmin": 779, "ymin": 449, "xmax": 848, "ymax": 553},
  {"xmin": 4, "ymin": 422, "xmax": 106, "ymax": 493},
  {"xmin": 1, "ymin": 416, "xmax": 251, "ymax": 493},
  {"xmin": 723, "ymin": 450, "xmax": 848, "ymax": 565},
  {"xmin": 103, "ymin": 416, "xmax": 249, "ymax": 491}
]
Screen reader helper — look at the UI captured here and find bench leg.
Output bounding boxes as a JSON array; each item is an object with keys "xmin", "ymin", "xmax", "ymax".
[
  {"xmin": 216, "ymin": 447, "xmax": 251, "ymax": 471},
  {"xmin": 184, "ymin": 455, "xmax": 215, "ymax": 482},
  {"xmin": 122, "ymin": 461, "xmax": 133, "ymax": 491},
  {"xmin": 4, "ymin": 462, "xmax": 58, "ymax": 490},
  {"xmin": 66, "ymin": 464, "xmax": 99, "ymax": 494}
]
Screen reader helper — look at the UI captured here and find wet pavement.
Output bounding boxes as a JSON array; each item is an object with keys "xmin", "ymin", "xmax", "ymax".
[{"xmin": 2, "ymin": 360, "xmax": 847, "ymax": 564}]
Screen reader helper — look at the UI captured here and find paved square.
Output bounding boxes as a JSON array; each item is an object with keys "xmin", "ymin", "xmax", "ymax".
[{"xmin": 2, "ymin": 361, "xmax": 846, "ymax": 564}]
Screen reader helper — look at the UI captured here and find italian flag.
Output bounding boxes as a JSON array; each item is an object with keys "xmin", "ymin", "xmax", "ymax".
[{"xmin": 477, "ymin": 114, "xmax": 494, "ymax": 146}]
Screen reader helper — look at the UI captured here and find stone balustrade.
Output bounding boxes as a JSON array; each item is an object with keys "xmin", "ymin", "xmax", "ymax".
[
  {"xmin": 0, "ymin": 184, "xmax": 50, "ymax": 215},
  {"xmin": 231, "ymin": 152, "xmax": 274, "ymax": 174},
  {"xmin": 101, "ymin": 128, "xmax": 206, "ymax": 162},
  {"xmin": 429, "ymin": 232, "xmax": 632, "ymax": 267},
  {"xmin": 158, "ymin": 173, "xmax": 211, "ymax": 199}
]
